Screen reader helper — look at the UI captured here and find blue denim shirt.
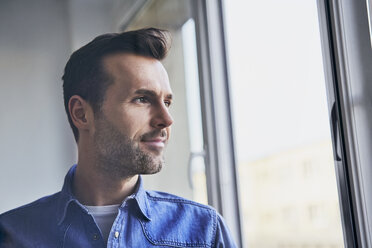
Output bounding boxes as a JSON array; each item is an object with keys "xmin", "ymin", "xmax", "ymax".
[{"xmin": 0, "ymin": 165, "xmax": 236, "ymax": 247}]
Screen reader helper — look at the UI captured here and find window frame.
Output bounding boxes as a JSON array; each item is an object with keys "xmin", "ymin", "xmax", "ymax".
[
  {"xmin": 317, "ymin": 0, "xmax": 372, "ymax": 247},
  {"xmin": 192, "ymin": 0, "xmax": 243, "ymax": 246}
]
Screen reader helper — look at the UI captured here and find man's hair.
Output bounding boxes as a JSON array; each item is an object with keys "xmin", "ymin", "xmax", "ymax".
[{"xmin": 62, "ymin": 28, "xmax": 171, "ymax": 142}]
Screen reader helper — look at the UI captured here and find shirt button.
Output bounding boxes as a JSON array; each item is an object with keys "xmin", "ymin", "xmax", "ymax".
[
  {"xmin": 114, "ymin": 231, "xmax": 119, "ymax": 238},
  {"xmin": 92, "ymin": 233, "xmax": 99, "ymax": 240}
]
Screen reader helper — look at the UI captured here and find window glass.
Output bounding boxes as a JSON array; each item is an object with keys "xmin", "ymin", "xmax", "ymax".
[{"xmin": 223, "ymin": 0, "xmax": 345, "ymax": 247}]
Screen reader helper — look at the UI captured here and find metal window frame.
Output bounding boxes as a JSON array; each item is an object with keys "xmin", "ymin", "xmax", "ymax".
[
  {"xmin": 317, "ymin": 0, "xmax": 372, "ymax": 247},
  {"xmin": 192, "ymin": 0, "xmax": 243, "ymax": 247}
]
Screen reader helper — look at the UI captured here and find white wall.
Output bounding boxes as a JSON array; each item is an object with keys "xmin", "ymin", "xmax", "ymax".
[
  {"xmin": 0, "ymin": 0, "xmax": 74, "ymax": 213},
  {"xmin": 0, "ymin": 0, "xmax": 120, "ymax": 213}
]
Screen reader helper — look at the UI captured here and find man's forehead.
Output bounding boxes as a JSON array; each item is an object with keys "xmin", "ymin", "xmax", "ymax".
[{"xmin": 102, "ymin": 53, "xmax": 172, "ymax": 95}]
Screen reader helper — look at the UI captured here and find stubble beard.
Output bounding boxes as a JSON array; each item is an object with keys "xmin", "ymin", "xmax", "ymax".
[{"xmin": 93, "ymin": 114, "xmax": 164, "ymax": 180}]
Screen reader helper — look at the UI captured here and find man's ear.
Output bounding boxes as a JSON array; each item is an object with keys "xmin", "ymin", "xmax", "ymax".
[{"xmin": 68, "ymin": 95, "xmax": 94, "ymax": 131}]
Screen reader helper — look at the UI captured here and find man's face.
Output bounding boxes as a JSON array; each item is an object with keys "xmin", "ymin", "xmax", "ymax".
[{"xmin": 92, "ymin": 53, "xmax": 173, "ymax": 179}]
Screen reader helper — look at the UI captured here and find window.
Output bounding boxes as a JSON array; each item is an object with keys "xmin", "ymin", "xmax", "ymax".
[{"xmin": 223, "ymin": 0, "xmax": 344, "ymax": 247}]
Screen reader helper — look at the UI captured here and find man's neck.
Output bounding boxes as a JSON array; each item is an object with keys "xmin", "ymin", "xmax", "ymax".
[{"xmin": 73, "ymin": 163, "xmax": 139, "ymax": 206}]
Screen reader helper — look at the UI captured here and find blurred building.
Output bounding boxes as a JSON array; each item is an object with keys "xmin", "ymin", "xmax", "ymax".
[{"xmin": 239, "ymin": 140, "xmax": 343, "ymax": 248}]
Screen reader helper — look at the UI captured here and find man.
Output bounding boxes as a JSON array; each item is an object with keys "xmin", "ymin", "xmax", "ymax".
[{"xmin": 0, "ymin": 28, "xmax": 236, "ymax": 247}]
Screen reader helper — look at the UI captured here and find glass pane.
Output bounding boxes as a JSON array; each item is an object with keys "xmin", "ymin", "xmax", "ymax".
[
  {"xmin": 224, "ymin": 0, "xmax": 345, "ymax": 247},
  {"xmin": 125, "ymin": 0, "xmax": 208, "ymax": 205}
]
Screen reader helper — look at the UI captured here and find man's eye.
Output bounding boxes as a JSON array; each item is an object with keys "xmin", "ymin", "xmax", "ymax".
[
  {"xmin": 164, "ymin": 101, "xmax": 171, "ymax": 107},
  {"xmin": 134, "ymin": 97, "xmax": 149, "ymax": 103}
]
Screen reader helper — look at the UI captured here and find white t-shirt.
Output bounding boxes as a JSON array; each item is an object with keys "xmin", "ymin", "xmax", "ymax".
[{"xmin": 85, "ymin": 204, "xmax": 120, "ymax": 244}]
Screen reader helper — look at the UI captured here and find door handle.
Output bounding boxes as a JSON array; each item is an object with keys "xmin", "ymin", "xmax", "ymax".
[{"xmin": 331, "ymin": 102, "xmax": 342, "ymax": 161}]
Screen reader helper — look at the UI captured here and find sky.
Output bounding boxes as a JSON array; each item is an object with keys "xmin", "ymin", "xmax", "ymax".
[{"xmin": 223, "ymin": 0, "xmax": 332, "ymax": 162}]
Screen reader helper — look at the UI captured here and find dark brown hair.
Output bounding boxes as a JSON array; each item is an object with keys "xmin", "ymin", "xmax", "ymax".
[{"xmin": 62, "ymin": 28, "xmax": 171, "ymax": 141}]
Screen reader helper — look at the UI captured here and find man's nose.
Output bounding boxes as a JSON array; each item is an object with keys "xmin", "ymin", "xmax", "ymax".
[{"xmin": 150, "ymin": 104, "xmax": 174, "ymax": 129}]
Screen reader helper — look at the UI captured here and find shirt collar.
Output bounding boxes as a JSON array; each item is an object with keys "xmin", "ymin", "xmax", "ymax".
[
  {"xmin": 57, "ymin": 164, "xmax": 151, "ymax": 225},
  {"xmin": 130, "ymin": 175, "xmax": 151, "ymax": 221},
  {"xmin": 57, "ymin": 164, "xmax": 80, "ymax": 225}
]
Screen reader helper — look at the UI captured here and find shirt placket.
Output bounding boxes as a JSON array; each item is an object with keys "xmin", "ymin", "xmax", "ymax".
[
  {"xmin": 82, "ymin": 211, "xmax": 106, "ymax": 248},
  {"xmin": 107, "ymin": 200, "xmax": 131, "ymax": 248}
]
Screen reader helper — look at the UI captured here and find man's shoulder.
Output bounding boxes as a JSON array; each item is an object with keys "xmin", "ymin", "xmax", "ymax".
[
  {"xmin": 144, "ymin": 190, "xmax": 218, "ymax": 228},
  {"xmin": 0, "ymin": 192, "xmax": 65, "ymax": 247},
  {"xmin": 143, "ymin": 191, "xmax": 237, "ymax": 247},
  {"xmin": 145, "ymin": 190, "xmax": 216, "ymax": 214},
  {"xmin": 142, "ymin": 190, "xmax": 219, "ymax": 246},
  {"xmin": 0, "ymin": 192, "xmax": 61, "ymax": 223}
]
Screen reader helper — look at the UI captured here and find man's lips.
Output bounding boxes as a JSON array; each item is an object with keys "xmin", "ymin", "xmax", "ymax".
[
  {"xmin": 141, "ymin": 138, "xmax": 166, "ymax": 148},
  {"xmin": 140, "ymin": 130, "xmax": 167, "ymax": 150}
]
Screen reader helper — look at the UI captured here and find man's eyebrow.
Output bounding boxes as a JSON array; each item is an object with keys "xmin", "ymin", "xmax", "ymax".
[
  {"xmin": 134, "ymin": 89, "xmax": 157, "ymax": 97},
  {"xmin": 134, "ymin": 89, "xmax": 173, "ymax": 99}
]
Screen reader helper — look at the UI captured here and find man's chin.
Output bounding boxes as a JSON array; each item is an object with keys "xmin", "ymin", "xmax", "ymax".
[
  {"xmin": 136, "ymin": 151, "xmax": 164, "ymax": 175},
  {"xmin": 140, "ymin": 163, "xmax": 163, "ymax": 175}
]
